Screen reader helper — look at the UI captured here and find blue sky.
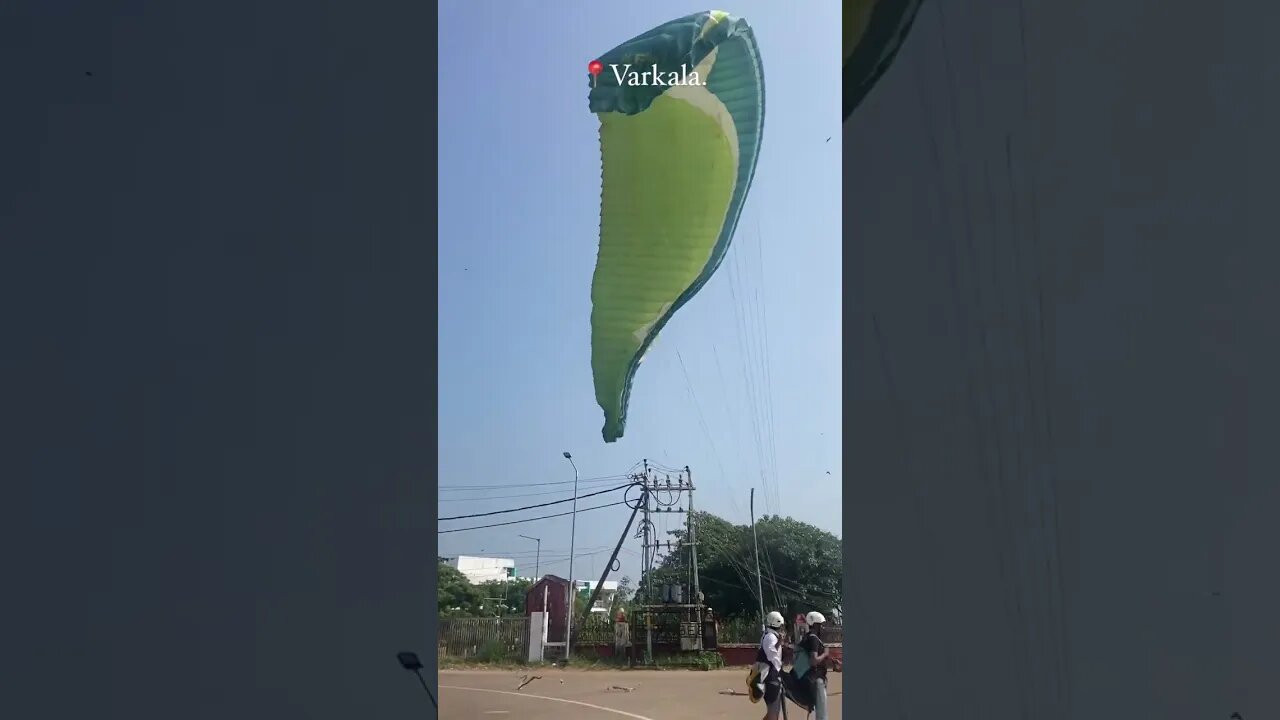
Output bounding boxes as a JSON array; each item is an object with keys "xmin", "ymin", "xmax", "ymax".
[{"xmin": 438, "ymin": 1, "xmax": 842, "ymax": 584}]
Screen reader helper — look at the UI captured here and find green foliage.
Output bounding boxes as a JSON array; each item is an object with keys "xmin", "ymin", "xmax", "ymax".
[
  {"xmin": 475, "ymin": 577, "xmax": 533, "ymax": 616},
  {"xmin": 638, "ymin": 512, "xmax": 841, "ymax": 621},
  {"xmin": 438, "ymin": 562, "xmax": 482, "ymax": 616},
  {"xmin": 692, "ymin": 651, "xmax": 725, "ymax": 670},
  {"xmin": 652, "ymin": 650, "xmax": 724, "ymax": 670},
  {"xmin": 717, "ymin": 615, "xmax": 765, "ymax": 643},
  {"xmin": 610, "ymin": 575, "xmax": 634, "ymax": 616},
  {"xmin": 438, "ymin": 563, "xmax": 533, "ymax": 617},
  {"xmin": 474, "ymin": 639, "xmax": 512, "ymax": 663}
]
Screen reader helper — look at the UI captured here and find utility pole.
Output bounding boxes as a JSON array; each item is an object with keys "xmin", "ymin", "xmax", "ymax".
[
  {"xmin": 484, "ymin": 597, "xmax": 506, "ymax": 618},
  {"xmin": 639, "ymin": 461, "xmax": 654, "ymax": 664},
  {"xmin": 577, "ymin": 493, "xmax": 642, "ymax": 632},
  {"xmin": 563, "ymin": 451, "xmax": 579, "ymax": 660},
  {"xmin": 518, "ymin": 534, "xmax": 541, "ymax": 579},
  {"xmin": 634, "ymin": 461, "xmax": 701, "ymax": 663},
  {"xmin": 687, "ymin": 465, "xmax": 700, "ymax": 614},
  {"xmin": 750, "ymin": 488, "xmax": 765, "ymax": 631}
]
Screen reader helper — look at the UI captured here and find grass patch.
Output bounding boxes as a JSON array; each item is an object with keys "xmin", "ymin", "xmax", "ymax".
[{"xmin": 652, "ymin": 651, "xmax": 724, "ymax": 671}]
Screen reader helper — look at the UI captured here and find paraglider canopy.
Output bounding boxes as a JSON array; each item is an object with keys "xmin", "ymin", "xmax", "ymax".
[
  {"xmin": 842, "ymin": 0, "xmax": 923, "ymax": 120},
  {"xmin": 586, "ymin": 11, "xmax": 766, "ymax": 443}
]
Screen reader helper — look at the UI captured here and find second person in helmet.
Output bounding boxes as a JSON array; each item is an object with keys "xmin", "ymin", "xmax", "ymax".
[{"xmin": 799, "ymin": 611, "xmax": 835, "ymax": 720}]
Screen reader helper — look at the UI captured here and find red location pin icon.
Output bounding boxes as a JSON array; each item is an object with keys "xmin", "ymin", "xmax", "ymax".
[{"xmin": 588, "ymin": 59, "xmax": 603, "ymax": 77}]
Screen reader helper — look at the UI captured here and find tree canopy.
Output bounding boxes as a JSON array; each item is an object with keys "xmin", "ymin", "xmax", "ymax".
[
  {"xmin": 438, "ymin": 562, "xmax": 533, "ymax": 617},
  {"xmin": 438, "ymin": 562, "xmax": 481, "ymax": 616},
  {"xmin": 637, "ymin": 511, "xmax": 841, "ymax": 621},
  {"xmin": 437, "ymin": 511, "xmax": 840, "ymax": 623}
]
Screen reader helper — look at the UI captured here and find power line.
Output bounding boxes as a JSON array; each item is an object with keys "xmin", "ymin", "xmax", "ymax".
[
  {"xmin": 514, "ymin": 548, "xmax": 623, "ymax": 564},
  {"xmin": 437, "ymin": 500, "xmax": 629, "ymax": 534},
  {"xmin": 438, "ymin": 474, "xmax": 631, "ymax": 491},
  {"xmin": 440, "ymin": 486, "xmax": 614, "ymax": 502},
  {"xmin": 439, "ymin": 546, "xmax": 612, "ymax": 560},
  {"xmin": 440, "ymin": 476, "xmax": 645, "ymax": 501},
  {"xmin": 438, "ymin": 483, "xmax": 633, "ymax": 521}
]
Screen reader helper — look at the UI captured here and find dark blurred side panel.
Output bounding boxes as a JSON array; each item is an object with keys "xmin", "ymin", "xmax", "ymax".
[
  {"xmin": 842, "ymin": 0, "xmax": 1278, "ymax": 717},
  {"xmin": 0, "ymin": 2, "xmax": 439, "ymax": 717}
]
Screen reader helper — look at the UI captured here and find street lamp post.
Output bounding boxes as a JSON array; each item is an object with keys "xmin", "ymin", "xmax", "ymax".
[
  {"xmin": 563, "ymin": 451, "xmax": 579, "ymax": 660},
  {"xmin": 518, "ymin": 534, "xmax": 541, "ymax": 579}
]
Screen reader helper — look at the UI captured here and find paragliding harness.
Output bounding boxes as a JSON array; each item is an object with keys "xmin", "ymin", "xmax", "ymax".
[
  {"xmin": 744, "ymin": 627, "xmax": 828, "ymax": 718},
  {"xmin": 745, "ymin": 627, "xmax": 786, "ymax": 712},
  {"xmin": 778, "ymin": 631, "xmax": 824, "ymax": 717},
  {"xmin": 780, "ymin": 666, "xmax": 816, "ymax": 716}
]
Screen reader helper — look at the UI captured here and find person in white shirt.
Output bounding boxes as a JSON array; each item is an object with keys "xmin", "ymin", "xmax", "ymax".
[{"xmin": 755, "ymin": 611, "xmax": 786, "ymax": 720}]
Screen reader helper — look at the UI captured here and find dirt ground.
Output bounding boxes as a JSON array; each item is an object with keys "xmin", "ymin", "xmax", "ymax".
[{"xmin": 438, "ymin": 667, "xmax": 842, "ymax": 720}]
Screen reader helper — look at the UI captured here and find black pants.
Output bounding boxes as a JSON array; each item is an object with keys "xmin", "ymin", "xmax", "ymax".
[{"xmin": 763, "ymin": 675, "xmax": 782, "ymax": 705}]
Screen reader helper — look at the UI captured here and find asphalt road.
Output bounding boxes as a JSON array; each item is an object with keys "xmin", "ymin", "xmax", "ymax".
[{"xmin": 439, "ymin": 668, "xmax": 842, "ymax": 720}]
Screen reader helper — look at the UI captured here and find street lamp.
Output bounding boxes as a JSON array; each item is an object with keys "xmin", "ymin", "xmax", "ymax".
[
  {"xmin": 395, "ymin": 652, "xmax": 437, "ymax": 709},
  {"xmin": 563, "ymin": 451, "xmax": 579, "ymax": 659},
  {"xmin": 518, "ymin": 534, "xmax": 541, "ymax": 579}
]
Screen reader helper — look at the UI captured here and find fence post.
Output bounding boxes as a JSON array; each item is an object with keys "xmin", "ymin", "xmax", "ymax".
[{"xmin": 528, "ymin": 611, "xmax": 545, "ymax": 663}]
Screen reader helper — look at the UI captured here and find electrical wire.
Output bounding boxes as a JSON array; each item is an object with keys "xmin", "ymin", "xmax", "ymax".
[
  {"xmin": 438, "ymin": 482, "xmax": 634, "ymax": 521},
  {"xmin": 437, "ymin": 500, "xmax": 629, "ymax": 534},
  {"xmin": 438, "ymin": 474, "xmax": 631, "ymax": 491},
  {"xmin": 440, "ymin": 485, "xmax": 621, "ymax": 502},
  {"xmin": 438, "ymin": 544, "xmax": 613, "ymax": 559},
  {"xmin": 439, "ymin": 547, "xmax": 620, "ymax": 569},
  {"xmin": 622, "ymin": 482, "xmax": 647, "ymax": 510}
]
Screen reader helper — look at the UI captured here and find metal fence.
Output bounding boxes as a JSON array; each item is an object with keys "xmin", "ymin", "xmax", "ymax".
[
  {"xmin": 576, "ymin": 614, "xmax": 844, "ymax": 645},
  {"xmin": 436, "ymin": 613, "xmax": 839, "ymax": 662},
  {"xmin": 438, "ymin": 617, "xmax": 529, "ymax": 661},
  {"xmin": 574, "ymin": 613, "xmax": 615, "ymax": 644},
  {"xmin": 709, "ymin": 616, "xmax": 843, "ymax": 644}
]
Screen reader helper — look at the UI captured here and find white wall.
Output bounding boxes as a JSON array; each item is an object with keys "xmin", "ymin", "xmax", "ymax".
[
  {"xmin": 577, "ymin": 580, "xmax": 618, "ymax": 611},
  {"xmin": 450, "ymin": 556, "xmax": 517, "ymax": 584}
]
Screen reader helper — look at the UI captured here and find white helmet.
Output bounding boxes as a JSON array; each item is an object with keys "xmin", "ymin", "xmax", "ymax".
[
  {"xmin": 805, "ymin": 611, "xmax": 827, "ymax": 626},
  {"xmin": 765, "ymin": 611, "xmax": 785, "ymax": 628}
]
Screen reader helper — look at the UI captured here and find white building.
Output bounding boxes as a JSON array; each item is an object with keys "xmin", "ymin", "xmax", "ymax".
[
  {"xmin": 446, "ymin": 556, "xmax": 517, "ymax": 584},
  {"xmin": 575, "ymin": 579, "xmax": 619, "ymax": 613}
]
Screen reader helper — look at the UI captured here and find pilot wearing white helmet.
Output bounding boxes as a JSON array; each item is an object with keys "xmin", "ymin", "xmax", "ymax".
[
  {"xmin": 754, "ymin": 611, "xmax": 786, "ymax": 719},
  {"xmin": 800, "ymin": 611, "xmax": 835, "ymax": 720}
]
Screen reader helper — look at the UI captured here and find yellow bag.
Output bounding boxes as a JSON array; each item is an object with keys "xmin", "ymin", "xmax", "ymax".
[{"xmin": 745, "ymin": 665, "xmax": 763, "ymax": 703}]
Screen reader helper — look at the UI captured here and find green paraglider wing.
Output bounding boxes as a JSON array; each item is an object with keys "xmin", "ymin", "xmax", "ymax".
[
  {"xmin": 843, "ymin": 0, "xmax": 923, "ymax": 120},
  {"xmin": 588, "ymin": 11, "xmax": 764, "ymax": 443}
]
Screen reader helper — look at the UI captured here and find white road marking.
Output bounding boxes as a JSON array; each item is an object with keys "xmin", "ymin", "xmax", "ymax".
[{"xmin": 439, "ymin": 685, "xmax": 658, "ymax": 720}]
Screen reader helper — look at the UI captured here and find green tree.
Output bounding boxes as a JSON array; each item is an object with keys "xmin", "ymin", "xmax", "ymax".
[
  {"xmin": 750, "ymin": 515, "xmax": 842, "ymax": 618},
  {"xmin": 438, "ymin": 562, "xmax": 482, "ymax": 616},
  {"xmin": 610, "ymin": 575, "xmax": 634, "ymax": 616},
  {"xmin": 475, "ymin": 577, "xmax": 533, "ymax": 616},
  {"xmin": 638, "ymin": 511, "xmax": 841, "ymax": 621}
]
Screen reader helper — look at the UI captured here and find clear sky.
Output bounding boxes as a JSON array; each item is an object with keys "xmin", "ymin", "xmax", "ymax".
[{"xmin": 438, "ymin": 1, "xmax": 842, "ymax": 584}]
